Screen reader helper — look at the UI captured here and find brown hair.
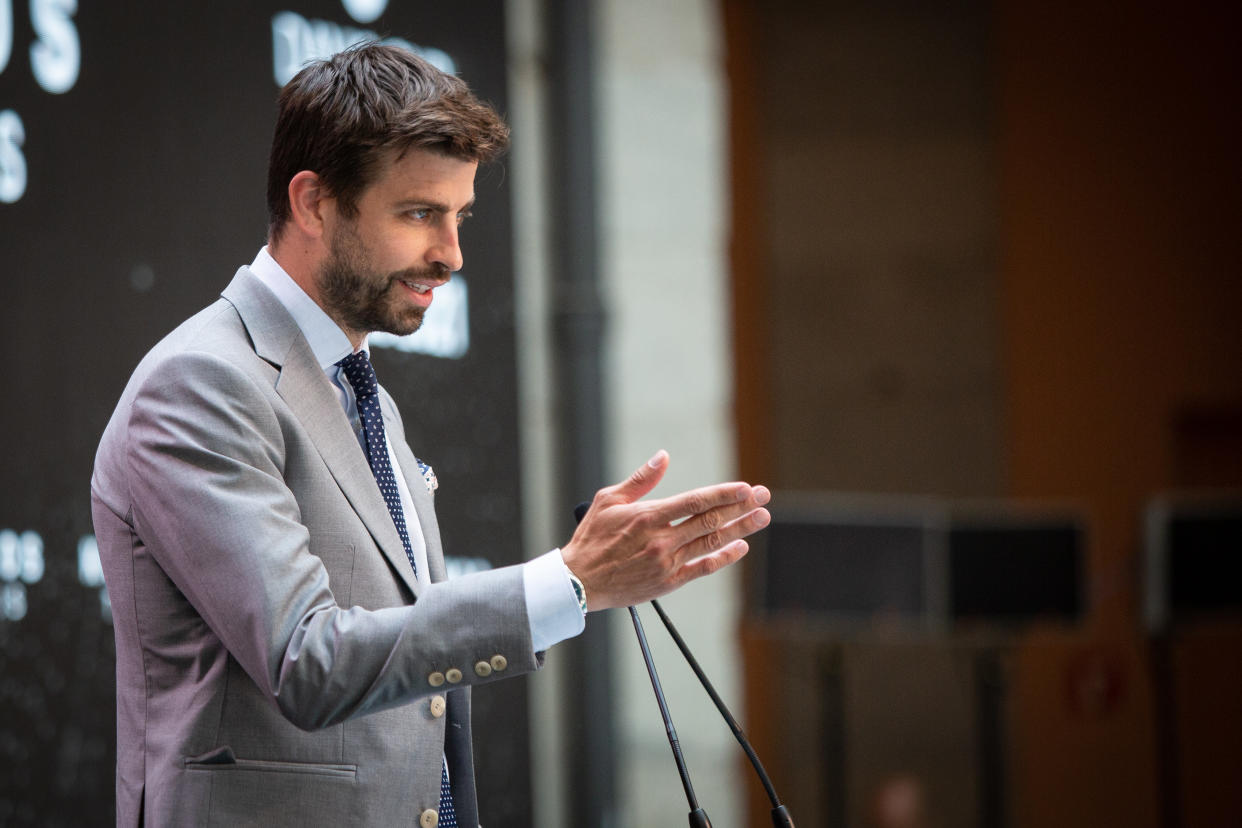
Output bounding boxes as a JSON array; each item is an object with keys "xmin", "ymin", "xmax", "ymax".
[{"xmin": 266, "ymin": 43, "xmax": 510, "ymax": 241}]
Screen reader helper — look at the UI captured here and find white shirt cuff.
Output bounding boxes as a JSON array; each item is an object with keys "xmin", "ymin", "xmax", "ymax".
[{"xmin": 523, "ymin": 548, "xmax": 586, "ymax": 652}]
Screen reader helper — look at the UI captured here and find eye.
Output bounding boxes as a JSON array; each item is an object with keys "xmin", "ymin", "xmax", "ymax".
[
  {"xmin": 456, "ymin": 210, "xmax": 473, "ymax": 226},
  {"xmin": 407, "ymin": 208, "xmax": 432, "ymax": 221}
]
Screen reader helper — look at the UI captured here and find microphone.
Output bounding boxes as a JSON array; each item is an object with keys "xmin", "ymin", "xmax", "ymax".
[
  {"xmin": 573, "ymin": 502, "xmax": 796, "ymax": 827},
  {"xmin": 648, "ymin": 598, "xmax": 795, "ymax": 828}
]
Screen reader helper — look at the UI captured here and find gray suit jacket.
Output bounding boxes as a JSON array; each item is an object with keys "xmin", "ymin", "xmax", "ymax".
[{"xmin": 91, "ymin": 268, "xmax": 537, "ymax": 827}]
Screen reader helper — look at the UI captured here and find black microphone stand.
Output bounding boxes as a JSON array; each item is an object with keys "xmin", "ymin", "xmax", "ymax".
[
  {"xmin": 650, "ymin": 599, "xmax": 795, "ymax": 828},
  {"xmin": 629, "ymin": 604, "xmax": 713, "ymax": 827},
  {"xmin": 573, "ymin": 501, "xmax": 793, "ymax": 825}
]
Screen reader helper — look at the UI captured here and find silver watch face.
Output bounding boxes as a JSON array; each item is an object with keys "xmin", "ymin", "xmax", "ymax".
[{"xmin": 569, "ymin": 573, "xmax": 587, "ymax": 613}]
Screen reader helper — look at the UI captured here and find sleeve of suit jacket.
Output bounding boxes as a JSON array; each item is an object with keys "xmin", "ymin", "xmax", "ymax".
[{"xmin": 116, "ymin": 344, "xmax": 538, "ymax": 730}]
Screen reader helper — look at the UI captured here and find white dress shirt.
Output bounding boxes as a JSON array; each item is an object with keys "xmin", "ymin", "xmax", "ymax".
[{"xmin": 249, "ymin": 247, "xmax": 585, "ymax": 652}]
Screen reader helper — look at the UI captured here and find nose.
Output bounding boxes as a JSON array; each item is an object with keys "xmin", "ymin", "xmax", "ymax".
[{"xmin": 426, "ymin": 220, "xmax": 463, "ymax": 274}]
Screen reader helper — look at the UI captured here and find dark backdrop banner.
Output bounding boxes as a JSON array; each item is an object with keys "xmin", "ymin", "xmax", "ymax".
[{"xmin": 0, "ymin": 2, "xmax": 528, "ymax": 824}]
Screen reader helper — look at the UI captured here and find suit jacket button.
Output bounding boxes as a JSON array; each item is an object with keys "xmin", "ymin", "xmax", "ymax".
[
  {"xmin": 445, "ymin": 667, "xmax": 463, "ymax": 684},
  {"xmin": 430, "ymin": 696, "xmax": 446, "ymax": 718},
  {"xmin": 428, "ymin": 671, "xmax": 445, "ymax": 688},
  {"xmin": 490, "ymin": 654, "xmax": 508, "ymax": 672},
  {"xmin": 419, "ymin": 808, "xmax": 438, "ymax": 827},
  {"xmin": 474, "ymin": 660, "xmax": 492, "ymax": 678}
]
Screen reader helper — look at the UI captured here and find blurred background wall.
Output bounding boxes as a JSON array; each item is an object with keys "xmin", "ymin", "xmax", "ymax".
[{"xmin": 726, "ymin": 0, "xmax": 1242, "ymax": 826}]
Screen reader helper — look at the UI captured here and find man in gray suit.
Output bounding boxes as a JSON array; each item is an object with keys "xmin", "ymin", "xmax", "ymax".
[{"xmin": 91, "ymin": 44, "xmax": 770, "ymax": 827}]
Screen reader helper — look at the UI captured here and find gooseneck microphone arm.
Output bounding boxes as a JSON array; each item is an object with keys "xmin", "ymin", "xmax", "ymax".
[
  {"xmin": 650, "ymin": 599, "xmax": 795, "ymax": 828},
  {"xmin": 568, "ymin": 500, "xmax": 801, "ymax": 825},
  {"xmin": 629, "ymin": 605, "xmax": 713, "ymax": 828}
]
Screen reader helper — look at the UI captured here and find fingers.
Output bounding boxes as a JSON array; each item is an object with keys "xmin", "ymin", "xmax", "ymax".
[
  {"xmin": 669, "ymin": 485, "xmax": 771, "ymax": 547},
  {"xmin": 645, "ymin": 479, "xmax": 756, "ymax": 526},
  {"xmin": 674, "ymin": 501, "xmax": 771, "ymax": 564},
  {"xmin": 670, "ymin": 539, "xmax": 751, "ymax": 590},
  {"xmin": 608, "ymin": 449, "xmax": 669, "ymax": 504}
]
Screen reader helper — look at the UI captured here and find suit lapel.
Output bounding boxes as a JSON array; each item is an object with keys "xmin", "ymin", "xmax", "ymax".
[{"xmin": 221, "ymin": 268, "xmax": 421, "ymax": 598}]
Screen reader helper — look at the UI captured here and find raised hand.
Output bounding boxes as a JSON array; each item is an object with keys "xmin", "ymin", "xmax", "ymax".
[{"xmin": 560, "ymin": 450, "xmax": 771, "ymax": 611}]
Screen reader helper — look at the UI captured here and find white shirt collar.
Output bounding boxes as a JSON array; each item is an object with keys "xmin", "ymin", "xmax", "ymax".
[{"xmin": 248, "ymin": 246, "xmax": 366, "ymax": 370}]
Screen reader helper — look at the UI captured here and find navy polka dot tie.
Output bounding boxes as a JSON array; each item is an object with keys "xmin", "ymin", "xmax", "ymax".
[
  {"xmin": 336, "ymin": 351, "xmax": 419, "ymax": 575},
  {"xmin": 336, "ymin": 350, "xmax": 458, "ymax": 827}
]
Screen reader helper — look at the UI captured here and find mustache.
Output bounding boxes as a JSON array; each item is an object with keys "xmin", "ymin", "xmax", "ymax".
[{"xmin": 388, "ymin": 264, "xmax": 451, "ymax": 284}]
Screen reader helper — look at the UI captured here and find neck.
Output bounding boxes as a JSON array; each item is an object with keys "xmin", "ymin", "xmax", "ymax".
[{"xmin": 268, "ymin": 237, "xmax": 366, "ymax": 350}]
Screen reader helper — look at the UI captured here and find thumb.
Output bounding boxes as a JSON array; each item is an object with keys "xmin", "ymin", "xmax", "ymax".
[{"xmin": 612, "ymin": 449, "xmax": 669, "ymax": 503}]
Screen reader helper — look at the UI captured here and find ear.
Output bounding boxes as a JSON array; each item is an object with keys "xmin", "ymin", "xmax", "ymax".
[{"xmin": 287, "ymin": 170, "xmax": 331, "ymax": 239}]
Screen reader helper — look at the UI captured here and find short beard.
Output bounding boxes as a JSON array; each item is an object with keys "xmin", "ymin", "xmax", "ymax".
[{"xmin": 317, "ymin": 220, "xmax": 442, "ymax": 338}]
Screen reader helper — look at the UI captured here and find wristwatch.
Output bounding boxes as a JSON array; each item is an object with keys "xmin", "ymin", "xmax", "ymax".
[{"xmin": 567, "ymin": 570, "xmax": 588, "ymax": 616}]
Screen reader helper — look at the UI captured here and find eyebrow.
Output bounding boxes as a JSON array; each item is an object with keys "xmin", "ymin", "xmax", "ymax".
[{"xmin": 394, "ymin": 196, "xmax": 476, "ymax": 214}]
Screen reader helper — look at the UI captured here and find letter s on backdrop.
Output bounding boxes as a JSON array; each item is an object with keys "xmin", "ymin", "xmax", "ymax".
[{"xmin": 30, "ymin": 0, "xmax": 80, "ymax": 94}]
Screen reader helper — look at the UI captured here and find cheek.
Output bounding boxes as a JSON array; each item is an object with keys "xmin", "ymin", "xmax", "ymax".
[{"xmin": 371, "ymin": 231, "xmax": 430, "ymax": 273}]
